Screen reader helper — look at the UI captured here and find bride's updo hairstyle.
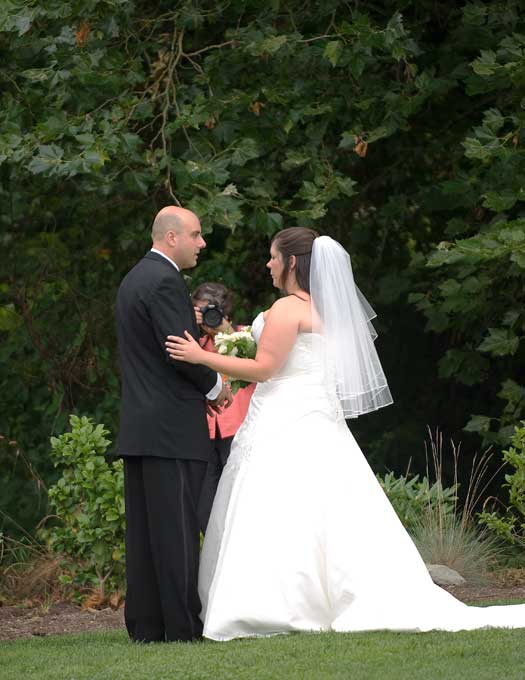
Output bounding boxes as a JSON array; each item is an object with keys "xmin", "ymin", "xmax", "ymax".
[{"xmin": 272, "ymin": 227, "xmax": 319, "ymax": 293}]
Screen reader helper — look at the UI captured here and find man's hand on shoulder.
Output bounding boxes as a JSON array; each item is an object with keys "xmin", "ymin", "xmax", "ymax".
[{"xmin": 207, "ymin": 384, "xmax": 233, "ymax": 415}]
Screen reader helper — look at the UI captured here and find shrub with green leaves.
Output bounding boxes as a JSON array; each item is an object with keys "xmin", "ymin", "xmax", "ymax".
[
  {"xmin": 2, "ymin": 0, "xmax": 525, "ymax": 544},
  {"xmin": 40, "ymin": 415, "xmax": 125, "ymax": 597},
  {"xmin": 377, "ymin": 471, "xmax": 457, "ymax": 534},
  {"xmin": 478, "ymin": 421, "xmax": 525, "ymax": 548}
]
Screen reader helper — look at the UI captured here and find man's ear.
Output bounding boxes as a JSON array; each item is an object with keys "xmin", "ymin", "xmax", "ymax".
[{"xmin": 166, "ymin": 230, "xmax": 177, "ymax": 246}]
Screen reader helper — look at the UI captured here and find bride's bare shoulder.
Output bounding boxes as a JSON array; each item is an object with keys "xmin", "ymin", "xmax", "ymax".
[
  {"xmin": 265, "ymin": 296, "xmax": 310, "ymax": 323},
  {"xmin": 269, "ymin": 296, "xmax": 298, "ymax": 313},
  {"xmin": 261, "ymin": 298, "xmax": 286, "ymax": 321}
]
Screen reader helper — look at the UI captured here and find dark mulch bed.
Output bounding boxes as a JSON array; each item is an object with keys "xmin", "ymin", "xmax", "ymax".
[
  {"xmin": 0, "ymin": 602, "xmax": 124, "ymax": 641},
  {"xmin": 2, "ymin": 584, "xmax": 525, "ymax": 641},
  {"xmin": 445, "ymin": 583, "xmax": 525, "ymax": 605}
]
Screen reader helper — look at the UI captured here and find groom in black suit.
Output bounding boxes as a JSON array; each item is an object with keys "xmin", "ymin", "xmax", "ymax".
[{"xmin": 116, "ymin": 206, "xmax": 232, "ymax": 642}]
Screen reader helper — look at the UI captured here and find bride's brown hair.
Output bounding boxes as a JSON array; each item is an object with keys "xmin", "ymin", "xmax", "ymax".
[{"xmin": 272, "ymin": 227, "xmax": 319, "ymax": 294}]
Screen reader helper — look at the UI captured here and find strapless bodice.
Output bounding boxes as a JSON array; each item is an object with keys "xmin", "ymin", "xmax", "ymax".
[{"xmin": 251, "ymin": 312, "xmax": 326, "ymax": 382}]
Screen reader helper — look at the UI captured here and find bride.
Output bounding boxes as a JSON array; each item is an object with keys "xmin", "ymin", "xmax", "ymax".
[{"xmin": 166, "ymin": 227, "xmax": 525, "ymax": 640}]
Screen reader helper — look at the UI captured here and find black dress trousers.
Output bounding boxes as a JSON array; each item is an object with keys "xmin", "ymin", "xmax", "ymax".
[
  {"xmin": 124, "ymin": 456, "xmax": 206, "ymax": 642},
  {"xmin": 197, "ymin": 435, "xmax": 234, "ymax": 534}
]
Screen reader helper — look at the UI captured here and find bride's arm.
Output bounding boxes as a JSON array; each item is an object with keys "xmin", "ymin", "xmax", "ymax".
[{"xmin": 166, "ymin": 298, "xmax": 300, "ymax": 382}]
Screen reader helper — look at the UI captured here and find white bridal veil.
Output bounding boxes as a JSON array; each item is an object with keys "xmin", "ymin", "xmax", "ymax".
[{"xmin": 310, "ymin": 235, "xmax": 393, "ymax": 418}]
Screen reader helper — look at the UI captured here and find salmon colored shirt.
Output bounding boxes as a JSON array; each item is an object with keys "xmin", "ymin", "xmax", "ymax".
[{"xmin": 200, "ymin": 333, "xmax": 256, "ymax": 439}]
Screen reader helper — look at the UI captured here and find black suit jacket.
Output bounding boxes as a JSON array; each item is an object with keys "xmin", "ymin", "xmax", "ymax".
[{"xmin": 115, "ymin": 251, "xmax": 217, "ymax": 461}]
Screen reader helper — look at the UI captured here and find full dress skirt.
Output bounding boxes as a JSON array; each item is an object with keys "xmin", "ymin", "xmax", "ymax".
[{"xmin": 199, "ymin": 314, "xmax": 525, "ymax": 640}]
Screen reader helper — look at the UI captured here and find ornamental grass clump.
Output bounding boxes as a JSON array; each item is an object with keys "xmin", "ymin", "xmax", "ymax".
[
  {"xmin": 409, "ymin": 429, "xmax": 502, "ymax": 585},
  {"xmin": 0, "ymin": 530, "xmax": 69, "ymax": 606}
]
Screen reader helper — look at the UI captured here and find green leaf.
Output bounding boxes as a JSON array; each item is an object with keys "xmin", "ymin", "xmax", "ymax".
[
  {"xmin": 281, "ymin": 151, "xmax": 311, "ymax": 171},
  {"xmin": 265, "ymin": 211, "xmax": 283, "ymax": 235},
  {"xmin": 335, "ymin": 176, "xmax": 357, "ymax": 197},
  {"xmin": 0, "ymin": 305, "xmax": 22, "ymax": 331},
  {"xmin": 324, "ymin": 41, "xmax": 343, "ymax": 67},
  {"xmin": 385, "ymin": 13, "xmax": 406, "ymax": 46},
  {"xmin": 498, "ymin": 379, "xmax": 525, "ymax": 405},
  {"xmin": 338, "ymin": 131, "xmax": 356, "ymax": 149},
  {"xmin": 82, "ymin": 148, "xmax": 108, "ymax": 170},
  {"xmin": 28, "ymin": 145, "xmax": 64, "ymax": 175},
  {"xmin": 463, "ymin": 3, "xmax": 488, "ymax": 26},
  {"xmin": 471, "ymin": 50, "xmax": 498, "ymax": 76},
  {"xmin": 20, "ymin": 69, "xmax": 50, "ymax": 82},
  {"xmin": 262, "ymin": 34, "xmax": 288, "ymax": 53},
  {"xmin": 483, "ymin": 108, "xmax": 505, "ymax": 132},
  {"xmin": 349, "ymin": 56, "xmax": 366, "ymax": 79},
  {"xmin": 439, "ymin": 279, "xmax": 461, "ymax": 296},
  {"xmin": 9, "ymin": 9, "xmax": 38, "ymax": 35},
  {"xmin": 502, "ymin": 310, "xmax": 520, "ymax": 327},
  {"xmin": 438, "ymin": 349, "xmax": 488, "ymax": 386},
  {"xmin": 464, "ymin": 415, "xmax": 492, "ymax": 433},
  {"xmin": 463, "ymin": 136, "xmax": 498, "ymax": 161},
  {"xmin": 251, "ymin": 34, "xmax": 288, "ymax": 56},
  {"xmin": 366, "ymin": 126, "xmax": 391, "ymax": 143},
  {"xmin": 483, "ymin": 191, "xmax": 517, "ymax": 212},
  {"xmin": 499, "ymin": 226, "xmax": 525, "ymax": 245},
  {"xmin": 74, "ymin": 133, "xmax": 96, "ymax": 146},
  {"xmin": 510, "ymin": 251, "xmax": 525, "ymax": 268},
  {"xmin": 231, "ymin": 138, "xmax": 260, "ymax": 166},
  {"xmin": 478, "ymin": 328, "xmax": 520, "ymax": 356}
]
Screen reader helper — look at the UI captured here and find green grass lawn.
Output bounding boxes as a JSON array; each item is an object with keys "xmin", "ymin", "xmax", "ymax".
[{"xmin": 2, "ymin": 620, "xmax": 525, "ymax": 680}]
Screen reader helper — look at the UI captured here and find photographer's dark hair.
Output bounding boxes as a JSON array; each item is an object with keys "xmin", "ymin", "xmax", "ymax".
[
  {"xmin": 272, "ymin": 227, "xmax": 319, "ymax": 294},
  {"xmin": 192, "ymin": 281, "xmax": 234, "ymax": 319}
]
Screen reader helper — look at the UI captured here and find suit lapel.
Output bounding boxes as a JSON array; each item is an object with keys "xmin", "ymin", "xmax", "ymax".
[{"xmin": 180, "ymin": 275, "xmax": 199, "ymax": 336}]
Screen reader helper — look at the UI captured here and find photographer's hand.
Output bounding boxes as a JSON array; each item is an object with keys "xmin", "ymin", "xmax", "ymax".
[
  {"xmin": 207, "ymin": 384, "xmax": 233, "ymax": 415},
  {"xmin": 194, "ymin": 306, "xmax": 203, "ymax": 324}
]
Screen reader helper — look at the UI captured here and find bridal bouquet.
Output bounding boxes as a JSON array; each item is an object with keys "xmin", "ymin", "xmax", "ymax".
[{"xmin": 214, "ymin": 326, "xmax": 256, "ymax": 393}]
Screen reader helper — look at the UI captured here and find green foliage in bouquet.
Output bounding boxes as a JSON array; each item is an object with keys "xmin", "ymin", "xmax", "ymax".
[
  {"xmin": 377, "ymin": 471, "xmax": 457, "ymax": 534},
  {"xmin": 214, "ymin": 327, "xmax": 257, "ymax": 393},
  {"xmin": 478, "ymin": 421, "xmax": 525, "ymax": 549},
  {"xmin": 40, "ymin": 415, "xmax": 125, "ymax": 597}
]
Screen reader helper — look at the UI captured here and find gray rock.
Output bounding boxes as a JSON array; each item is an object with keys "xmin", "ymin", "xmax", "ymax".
[{"xmin": 427, "ymin": 564, "xmax": 466, "ymax": 586}]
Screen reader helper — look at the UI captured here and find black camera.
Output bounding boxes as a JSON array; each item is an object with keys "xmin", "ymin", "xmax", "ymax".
[{"xmin": 199, "ymin": 303, "xmax": 224, "ymax": 328}]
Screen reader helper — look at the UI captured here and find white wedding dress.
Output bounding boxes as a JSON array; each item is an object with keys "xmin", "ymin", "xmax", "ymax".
[{"xmin": 198, "ymin": 313, "xmax": 525, "ymax": 640}]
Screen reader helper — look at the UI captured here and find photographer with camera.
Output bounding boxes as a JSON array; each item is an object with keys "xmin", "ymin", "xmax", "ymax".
[{"xmin": 192, "ymin": 282, "xmax": 256, "ymax": 533}]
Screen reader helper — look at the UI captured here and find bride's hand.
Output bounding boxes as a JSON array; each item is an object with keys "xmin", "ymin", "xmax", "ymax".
[{"xmin": 166, "ymin": 331, "xmax": 206, "ymax": 364}]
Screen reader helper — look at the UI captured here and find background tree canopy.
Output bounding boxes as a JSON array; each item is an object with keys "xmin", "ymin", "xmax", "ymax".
[{"xmin": 1, "ymin": 0, "xmax": 524, "ymax": 531}]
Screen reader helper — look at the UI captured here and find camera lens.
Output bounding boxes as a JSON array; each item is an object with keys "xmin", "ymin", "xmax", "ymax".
[{"xmin": 201, "ymin": 304, "xmax": 223, "ymax": 328}]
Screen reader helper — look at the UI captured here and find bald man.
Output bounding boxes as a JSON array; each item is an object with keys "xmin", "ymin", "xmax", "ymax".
[{"xmin": 116, "ymin": 206, "xmax": 232, "ymax": 642}]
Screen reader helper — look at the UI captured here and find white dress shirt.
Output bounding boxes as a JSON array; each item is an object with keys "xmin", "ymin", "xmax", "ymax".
[{"xmin": 150, "ymin": 248, "xmax": 222, "ymax": 400}]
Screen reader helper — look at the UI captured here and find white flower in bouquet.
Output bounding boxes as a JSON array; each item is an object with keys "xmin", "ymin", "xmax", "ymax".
[{"xmin": 214, "ymin": 326, "xmax": 257, "ymax": 393}]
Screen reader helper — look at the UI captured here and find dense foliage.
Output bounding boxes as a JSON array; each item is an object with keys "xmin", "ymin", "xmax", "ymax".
[
  {"xmin": 479, "ymin": 421, "xmax": 525, "ymax": 548},
  {"xmin": 40, "ymin": 415, "xmax": 125, "ymax": 596},
  {"xmin": 1, "ymin": 1, "xmax": 524, "ymax": 531}
]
